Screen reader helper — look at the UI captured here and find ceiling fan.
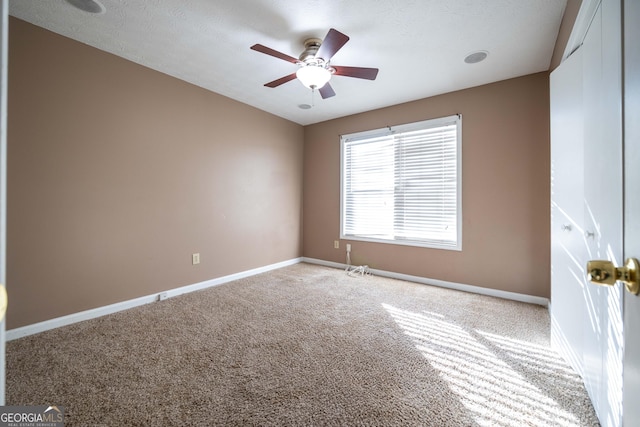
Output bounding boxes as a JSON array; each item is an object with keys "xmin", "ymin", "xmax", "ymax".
[{"xmin": 250, "ymin": 28, "xmax": 379, "ymax": 99}]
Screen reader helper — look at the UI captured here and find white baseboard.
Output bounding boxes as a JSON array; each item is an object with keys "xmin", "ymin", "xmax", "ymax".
[
  {"xmin": 301, "ymin": 258, "xmax": 346, "ymax": 270},
  {"xmin": 302, "ymin": 257, "xmax": 550, "ymax": 307},
  {"xmin": 6, "ymin": 257, "xmax": 302, "ymax": 341}
]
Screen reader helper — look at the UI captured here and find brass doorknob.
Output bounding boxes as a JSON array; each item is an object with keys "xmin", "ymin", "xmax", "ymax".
[{"xmin": 587, "ymin": 258, "xmax": 640, "ymax": 295}]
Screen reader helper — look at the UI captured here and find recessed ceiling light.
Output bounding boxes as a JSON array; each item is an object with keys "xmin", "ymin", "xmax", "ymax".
[
  {"xmin": 65, "ymin": 0, "xmax": 106, "ymax": 14},
  {"xmin": 464, "ymin": 51, "xmax": 489, "ymax": 64}
]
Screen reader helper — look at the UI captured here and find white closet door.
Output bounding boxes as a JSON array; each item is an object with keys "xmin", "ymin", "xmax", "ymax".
[
  {"xmin": 582, "ymin": 2, "xmax": 624, "ymax": 425},
  {"xmin": 551, "ymin": 1, "xmax": 624, "ymax": 425},
  {"xmin": 550, "ymin": 45, "xmax": 585, "ymax": 377}
]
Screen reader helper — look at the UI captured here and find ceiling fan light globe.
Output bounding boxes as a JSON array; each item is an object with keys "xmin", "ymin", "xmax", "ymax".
[{"xmin": 296, "ymin": 66, "xmax": 331, "ymax": 89}]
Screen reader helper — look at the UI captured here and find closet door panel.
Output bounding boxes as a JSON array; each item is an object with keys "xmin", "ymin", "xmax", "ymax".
[{"xmin": 550, "ymin": 45, "xmax": 585, "ymax": 377}]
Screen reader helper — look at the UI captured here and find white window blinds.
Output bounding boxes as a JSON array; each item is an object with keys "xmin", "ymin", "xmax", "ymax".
[{"xmin": 341, "ymin": 115, "xmax": 462, "ymax": 250}]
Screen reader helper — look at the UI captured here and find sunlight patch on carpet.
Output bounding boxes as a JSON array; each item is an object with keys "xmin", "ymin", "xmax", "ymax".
[{"xmin": 382, "ymin": 303, "xmax": 584, "ymax": 427}]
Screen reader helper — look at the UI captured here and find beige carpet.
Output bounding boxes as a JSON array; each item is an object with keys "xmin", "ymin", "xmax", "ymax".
[{"xmin": 7, "ymin": 263, "xmax": 599, "ymax": 426}]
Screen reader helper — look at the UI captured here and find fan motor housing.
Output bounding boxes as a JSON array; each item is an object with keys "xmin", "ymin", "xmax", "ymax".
[{"xmin": 299, "ymin": 38, "xmax": 323, "ymax": 63}]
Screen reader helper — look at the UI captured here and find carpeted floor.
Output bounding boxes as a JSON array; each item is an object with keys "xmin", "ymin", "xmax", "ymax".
[{"xmin": 7, "ymin": 263, "xmax": 599, "ymax": 426}]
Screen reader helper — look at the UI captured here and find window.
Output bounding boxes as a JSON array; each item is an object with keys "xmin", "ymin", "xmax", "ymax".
[{"xmin": 340, "ymin": 114, "xmax": 461, "ymax": 250}]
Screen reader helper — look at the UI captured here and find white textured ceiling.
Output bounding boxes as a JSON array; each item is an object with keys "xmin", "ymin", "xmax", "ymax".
[{"xmin": 9, "ymin": 0, "xmax": 567, "ymax": 126}]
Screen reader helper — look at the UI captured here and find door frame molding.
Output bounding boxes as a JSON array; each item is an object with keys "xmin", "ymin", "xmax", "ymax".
[
  {"xmin": 0, "ymin": 0, "xmax": 8, "ymax": 406},
  {"xmin": 563, "ymin": 0, "xmax": 601, "ymax": 61}
]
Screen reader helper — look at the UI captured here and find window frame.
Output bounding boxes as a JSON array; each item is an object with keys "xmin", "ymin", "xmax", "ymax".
[{"xmin": 340, "ymin": 114, "xmax": 462, "ymax": 251}]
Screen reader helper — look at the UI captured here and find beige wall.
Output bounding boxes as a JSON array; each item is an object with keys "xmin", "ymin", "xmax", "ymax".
[
  {"xmin": 7, "ymin": 18, "xmax": 304, "ymax": 329},
  {"xmin": 303, "ymin": 73, "xmax": 551, "ymax": 298}
]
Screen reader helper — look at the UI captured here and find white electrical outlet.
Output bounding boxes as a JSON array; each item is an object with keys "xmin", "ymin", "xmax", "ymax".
[
  {"xmin": 334, "ymin": 240, "xmax": 340, "ymax": 249},
  {"xmin": 192, "ymin": 253, "xmax": 200, "ymax": 265},
  {"xmin": 346, "ymin": 244, "xmax": 351, "ymax": 252}
]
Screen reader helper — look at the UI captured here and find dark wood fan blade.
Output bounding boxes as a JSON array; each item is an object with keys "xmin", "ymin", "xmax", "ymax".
[
  {"xmin": 332, "ymin": 65, "xmax": 379, "ymax": 80},
  {"xmin": 319, "ymin": 83, "xmax": 336, "ymax": 99},
  {"xmin": 316, "ymin": 28, "xmax": 349, "ymax": 61},
  {"xmin": 251, "ymin": 44, "xmax": 300, "ymax": 64},
  {"xmin": 265, "ymin": 73, "xmax": 298, "ymax": 88}
]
